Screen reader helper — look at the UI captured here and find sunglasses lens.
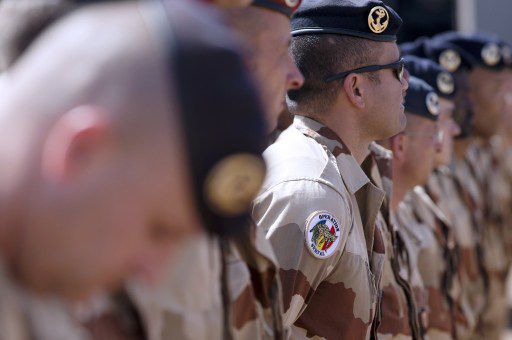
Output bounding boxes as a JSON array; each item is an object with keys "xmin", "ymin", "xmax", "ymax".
[{"xmin": 397, "ymin": 64, "xmax": 404, "ymax": 82}]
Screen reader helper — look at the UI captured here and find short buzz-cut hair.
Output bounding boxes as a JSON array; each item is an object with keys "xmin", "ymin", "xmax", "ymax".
[
  {"xmin": 288, "ymin": 34, "xmax": 382, "ymax": 114},
  {"xmin": 0, "ymin": 0, "xmax": 72, "ymax": 71}
]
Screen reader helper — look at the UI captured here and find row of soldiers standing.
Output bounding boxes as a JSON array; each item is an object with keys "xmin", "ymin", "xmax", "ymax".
[{"xmin": 1, "ymin": 0, "xmax": 512, "ymax": 339}]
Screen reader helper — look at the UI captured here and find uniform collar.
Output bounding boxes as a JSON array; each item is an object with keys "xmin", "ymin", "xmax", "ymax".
[{"xmin": 293, "ymin": 115, "xmax": 370, "ymax": 195}]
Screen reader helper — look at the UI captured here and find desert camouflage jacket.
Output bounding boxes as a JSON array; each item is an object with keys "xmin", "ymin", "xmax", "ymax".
[
  {"xmin": 365, "ymin": 144, "xmax": 421, "ymax": 340},
  {"xmin": 463, "ymin": 140, "xmax": 511, "ymax": 337},
  {"xmin": 393, "ymin": 196, "xmax": 430, "ymax": 338},
  {"xmin": 253, "ymin": 115, "xmax": 385, "ymax": 340},
  {"xmin": 130, "ymin": 225, "xmax": 283, "ymax": 340},
  {"xmin": 409, "ymin": 186, "xmax": 469, "ymax": 339},
  {"xmin": 426, "ymin": 169, "xmax": 486, "ymax": 337}
]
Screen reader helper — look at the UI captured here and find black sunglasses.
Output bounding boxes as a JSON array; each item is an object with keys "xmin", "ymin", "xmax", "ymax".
[{"xmin": 325, "ymin": 58, "xmax": 405, "ymax": 83}]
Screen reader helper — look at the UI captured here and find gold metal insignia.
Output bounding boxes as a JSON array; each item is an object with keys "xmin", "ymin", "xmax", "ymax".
[
  {"xmin": 426, "ymin": 92, "xmax": 440, "ymax": 116},
  {"xmin": 439, "ymin": 49, "xmax": 461, "ymax": 72},
  {"xmin": 437, "ymin": 72, "xmax": 455, "ymax": 95},
  {"xmin": 502, "ymin": 45, "xmax": 512, "ymax": 66},
  {"xmin": 204, "ymin": 153, "xmax": 265, "ymax": 217},
  {"xmin": 285, "ymin": 0, "xmax": 298, "ymax": 7},
  {"xmin": 368, "ymin": 6, "xmax": 389, "ymax": 34},
  {"xmin": 482, "ymin": 43, "xmax": 501, "ymax": 66}
]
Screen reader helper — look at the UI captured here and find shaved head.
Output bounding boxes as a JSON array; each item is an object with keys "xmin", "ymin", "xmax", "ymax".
[
  {"xmin": 223, "ymin": 6, "xmax": 303, "ymax": 131},
  {"xmin": 0, "ymin": 0, "xmax": 72, "ymax": 71},
  {"xmin": 0, "ymin": 1, "xmax": 200, "ymax": 299}
]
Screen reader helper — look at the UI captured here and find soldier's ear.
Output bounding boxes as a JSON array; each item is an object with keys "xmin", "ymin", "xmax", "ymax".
[
  {"xmin": 390, "ymin": 133, "xmax": 406, "ymax": 162},
  {"xmin": 41, "ymin": 105, "xmax": 110, "ymax": 182},
  {"xmin": 343, "ymin": 74, "xmax": 365, "ymax": 109}
]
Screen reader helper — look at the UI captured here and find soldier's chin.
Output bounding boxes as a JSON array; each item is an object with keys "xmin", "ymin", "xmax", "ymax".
[
  {"xmin": 389, "ymin": 111, "xmax": 407, "ymax": 137},
  {"xmin": 57, "ymin": 283, "xmax": 102, "ymax": 302}
]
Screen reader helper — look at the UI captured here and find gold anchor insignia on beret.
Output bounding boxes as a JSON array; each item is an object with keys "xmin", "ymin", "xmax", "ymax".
[
  {"xmin": 368, "ymin": 6, "xmax": 389, "ymax": 34},
  {"xmin": 482, "ymin": 43, "xmax": 501, "ymax": 66},
  {"xmin": 285, "ymin": 0, "xmax": 299, "ymax": 7},
  {"xmin": 204, "ymin": 153, "xmax": 266, "ymax": 217},
  {"xmin": 439, "ymin": 49, "xmax": 461, "ymax": 72},
  {"xmin": 437, "ymin": 72, "xmax": 455, "ymax": 95},
  {"xmin": 426, "ymin": 92, "xmax": 440, "ymax": 116}
]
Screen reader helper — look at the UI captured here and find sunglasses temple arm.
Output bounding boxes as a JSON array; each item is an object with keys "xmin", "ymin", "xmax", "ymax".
[{"xmin": 324, "ymin": 73, "xmax": 348, "ymax": 83}]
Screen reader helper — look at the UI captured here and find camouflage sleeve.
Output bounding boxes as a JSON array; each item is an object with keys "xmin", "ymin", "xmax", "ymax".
[{"xmin": 253, "ymin": 179, "xmax": 352, "ymax": 327}]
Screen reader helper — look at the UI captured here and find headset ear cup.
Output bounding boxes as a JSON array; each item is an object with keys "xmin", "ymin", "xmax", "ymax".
[{"xmin": 164, "ymin": 1, "xmax": 267, "ymax": 237}]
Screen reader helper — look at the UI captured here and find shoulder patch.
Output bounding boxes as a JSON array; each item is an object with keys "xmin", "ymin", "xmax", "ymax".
[{"xmin": 304, "ymin": 211, "xmax": 342, "ymax": 259}]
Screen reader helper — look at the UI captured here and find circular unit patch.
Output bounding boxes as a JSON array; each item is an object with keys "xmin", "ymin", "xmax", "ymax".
[{"xmin": 304, "ymin": 211, "xmax": 341, "ymax": 259}]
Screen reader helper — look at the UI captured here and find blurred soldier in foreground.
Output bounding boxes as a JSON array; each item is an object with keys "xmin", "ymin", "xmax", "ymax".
[
  {"xmin": 129, "ymin": 1, "xmax": 303, "ymax": 339},
  {"xmin": 253, "ymin": 0, "xmax": 408, "ymax": 338},
  {"xmin": 0, "ymin": 0, "xmax": 268, "ymax": 338},
  {"xmin": 0, "ymin": 0, "xmax": 72, "ymax": 71},
  {"xmin": 386, "ymin": 77, "xmax": 442, "ymax": 338}
]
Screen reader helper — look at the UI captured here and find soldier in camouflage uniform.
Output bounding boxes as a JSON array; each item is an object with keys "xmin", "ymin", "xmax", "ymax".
[
  {"xmin": 0, "ymin": 1, "xmax": 269, "ymax": 339},
  {"xmin": 253, "ymin": 1, "xmax": 407, "ymax": 338},
  {"xmin": 496, "ymin": 42, "xmax": 512, "ymax": 266},
  {"xmin": 129, "ymin": 1, "xmax": 304, "ymax": 339},
  {"xmin": 365, "ymin": 142, "xmax": 424, "ymax": 340},
  {"xmin": 432, "ymin": 33, "xmax": 512, "ymax": 340},
  {"xmin": 400, "ymin": 55, "xmax": 474, "ymax": 339},
  {"xmin": 384, "ymin": 77, "xmax": 444, "ymax": 339}
]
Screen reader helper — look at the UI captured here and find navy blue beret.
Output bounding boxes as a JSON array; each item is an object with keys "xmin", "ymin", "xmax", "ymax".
[
  {"xmin": 401, "ymin": 32, "xmax": 506, "ymax": 72},
  {"xmin": 291, "ymin": 0, "xmax": 402, "ymax": 42},
  {"xmin": 401, "ymin": 35, "xmax": 471, "ymax": 72},
  {"xmin": 405, "ymin": 76, "xmax": 440, "ymax": 121},
  {"xmin": 163, "ymin": 1, "xmax": 267, "ymax": 237},
  {"xmin": 403, "ymin": 55, "xmax": 456, "ymax": 99}
]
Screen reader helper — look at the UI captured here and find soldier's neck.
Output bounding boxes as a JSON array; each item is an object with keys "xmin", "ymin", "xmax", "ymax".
[
  {"xmin": 453, "ymin": 138, "xmax": 474, "ymax": 159},
  {"xmin": 390, "ymin": 171, "xmax": 415, "ymax": 213},
  {"xmin": 0, "ymin": 190, "xmax": 30, "ymax": 277},
  {"xmin": 305, "ymin": 110, "xmax": 373, "ymax": 165},
  {"xmin": 0, "ymin": 197, "xmax": 16, "ymax": 273}
]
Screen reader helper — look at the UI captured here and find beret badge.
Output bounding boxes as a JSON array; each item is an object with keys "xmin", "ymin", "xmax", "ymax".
[
  {"xmin": 437, "ymin": 72, "xmax": 455, "ymax": 95},
  {"xmin": 481, "ymin": 43, "xmax": 501, "ymax": 66},
  {"xmin": 502, "ymin": 45, "xmax": 512, "ymax": 66},
  {"xmin": 285, "ymin": 0, "xmax": 299, "ymax": 7},
  {"xmin": 204, "ymin": 153, "xmax": 265, "ymax": 217},
  {"xmin": 368, "ymin": 6, "xmax": 389, "ymax": 34},
  {"xmin": 426, "ymin": 92, "xmax": 440, "ymax": 116},
  {"xmin": 439, "ymin": 49, "xmax": 461, "ymax": 72}
]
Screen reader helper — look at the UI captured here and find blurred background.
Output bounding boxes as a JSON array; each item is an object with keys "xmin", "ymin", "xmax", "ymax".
[{"xmin": 384, "ymin": 0, "xmax": 512, "ymax": 44}]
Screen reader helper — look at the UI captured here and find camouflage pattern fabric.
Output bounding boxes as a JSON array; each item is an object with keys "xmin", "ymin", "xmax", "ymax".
[
  {"xmin": 130, "ymin": 225, "xmax": 284, "ymax": 340},
  {"xmin": 393, "ymin": 196, "xmax": 430, "ymax": 338},
  {"xmin": 409, "ymin": 185, "xmax": 469, "ymax": 340},
  {"xmin": 253, "ymin": 115, "xmax": 385, "ymax": 340},
  {"xmin": 366, "ymin": 143, "xmax": 422, "ymax": 340},
  {"xmin": 426, "ymin": 169, "xmax": 486, "ymax": 339},
  {"xmin": 464, "ymin": 141, "xmax": 510, "ymax": 340}
]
